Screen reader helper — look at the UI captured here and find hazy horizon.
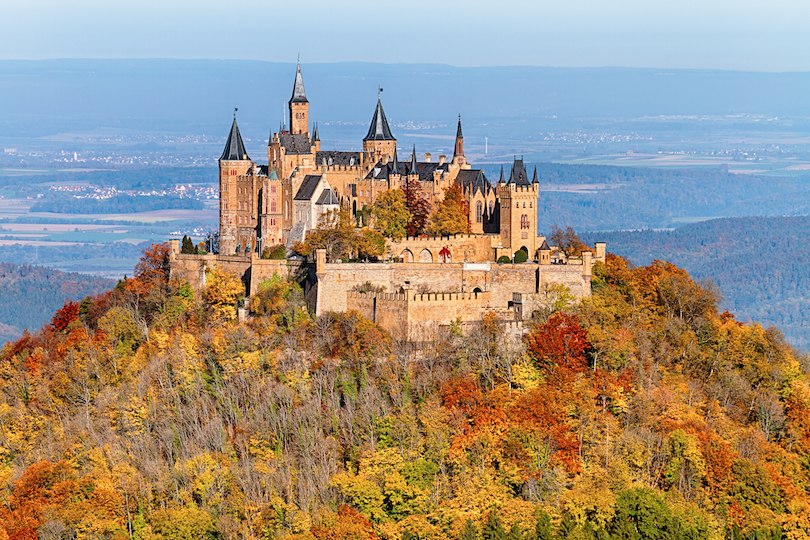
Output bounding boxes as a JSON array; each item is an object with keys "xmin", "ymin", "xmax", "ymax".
[{"xmin": 2, "ymin": 0, "xmax": 810, "ymax": 72}]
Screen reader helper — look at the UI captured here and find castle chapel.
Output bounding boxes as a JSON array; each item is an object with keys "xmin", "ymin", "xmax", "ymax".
[{"xmin": 218, "ymin": 62, "xmax": 542, "ymax": 261}]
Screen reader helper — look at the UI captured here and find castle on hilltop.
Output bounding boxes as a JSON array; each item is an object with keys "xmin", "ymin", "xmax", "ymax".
[{"xmin": 170, "ymin": 62, "xmax": 605, "ymax": 339}]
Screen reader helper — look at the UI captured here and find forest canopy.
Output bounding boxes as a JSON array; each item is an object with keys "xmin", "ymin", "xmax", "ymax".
[{"xmin": 1, "ymin": 244, "xmax": 809, "ymax": 540}]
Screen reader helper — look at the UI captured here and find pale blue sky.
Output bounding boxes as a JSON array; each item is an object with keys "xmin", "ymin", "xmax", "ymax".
[{"xmin": 2, "ymin": 0, "xmax": 809, "ymax": 71}]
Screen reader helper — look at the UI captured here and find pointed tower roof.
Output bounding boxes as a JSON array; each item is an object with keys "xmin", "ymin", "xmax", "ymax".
[
  {"xmin": 498, "ymin": 165, "xmax": 506, "ymax": 184},
  {"xmin": 390, "ymin": 148, "xmax": 399, "ymax": 175},
  {"xmin": 532, "ymin": 166, "xmax": 539, "ymax": 183},
  {"xmin": 312, "ymin": 122, "xmax": 320, "ymax": 142},
  {"xmin": 540, "ymin": 239, "xmax": 551, "ymax": 251},
  {"xmin": 508, "ymin": 157, "xmax": 531, "ymax": 186},
  {"xmin": 364, "ymin": 98, "xmax": 395, "ymax": 141},
  {"xmin": 290, "ymin": 62, "xmax": 308, "ymax": 103},
  {"xmin": 268, "ymin": 168, "xmax": 279, "ymax": 180},
  {"xmin": 220, "ymin": 117, "xmax": 249, "ymax": 161},
  {"xmin": 456, "ymin": 114, "xmax": 463, "ymax": 139},
  {"xmin": 409, "ymin": 145, "xmax": 418, "ymax": 175}
]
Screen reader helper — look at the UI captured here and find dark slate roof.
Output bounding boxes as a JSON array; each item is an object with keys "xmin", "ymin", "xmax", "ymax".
[
  {"xmin": 316, "ymin": 151, "xmax": 362, "ymax": 167},
  {"xmin": 257, "ymin": 165, "xmax": 269, "ymax": 176},
  {"xmin": 294, "ymin": 175, "xmax": 322, "ymax": 201},
  {"xmin": 532, "ymin": 166, "xmax": 539, "ymax": 183},
  {"xmin": 316, "ymin": 188, "xmax": 339, "ymax": 205},
  {"xmin": 280, "ymin": 133, "xmax": 312, "ymax": 155},
  {"xmin": 539, "ymin": 239, "xmax": 551, "ymax": 251},
  {"xmin": 508, "ymin": 158, "xmax": 531, "ymax": 186},
  {"xmin": 365, "ymin": 159, "xmax": 449, "ymax": 182},
  {"xmin": 220, "ymin": 118, "xmax": 250, "ymax": 161},
  {"xmin": 290, "ymin": 63, "xmax": 308, "ymax": 103},
  {"xmin": 456, "ymin": 169, "xmax": 491, "ymax": 195},
  {"xmin": 312, "ymin": 123, "xmax": 320, "ymax": 142},
  {"xmin": 409, "ymin": 146, "xmax": 418, "ymax": 175},
  {"xmin": 363, "ymin": 99, "xmax": 395, "ymax": 141},
  {"xmin": 456, "ymin": 115, "xmax": 463, "ymax": 139},
  {"xmin": 498, "ymin": 165, "xmax": 506, "ymax": 184}
]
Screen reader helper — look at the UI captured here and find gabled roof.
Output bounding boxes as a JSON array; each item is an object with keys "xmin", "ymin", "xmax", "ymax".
[
  {"xmin": 364, "ymin": 99, "xmax": 395, "ymax": 141},
  {"xmin": 290, "ymin": 63, "xmax": 308, "ymax": 103},
  {"xmin": 279, "ymin": 133, "xmax": 312, "ymax": 155},
  {"xmin": 457, "ymin": 169, "xmax": 490, "ymax": 196},
  {"xmin": 220, "ymin": 118, "xmax": 250, "ymax": 161},
  {"xmin": 294, "ymin": 175, "xmax": 322, "ymax": 201},
  {"xmin": 508, "ymin": 157, "xmax": 531, "ymax": 186},
  {"xmin": 316, "ymin": 188, "xmax": 339, "ymax": 206}
]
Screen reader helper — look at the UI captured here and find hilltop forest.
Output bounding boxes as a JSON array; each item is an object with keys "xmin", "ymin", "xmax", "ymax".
[{"xmin": 2, "ymin": 245, "xmax": 810, "ymax": 540}]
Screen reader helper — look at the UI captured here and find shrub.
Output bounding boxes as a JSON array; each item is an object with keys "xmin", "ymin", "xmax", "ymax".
[
  {"xmin": 514, "ymin": 249, "xmax": 528, "ymax": 264},
  {"xmin": 262, "ymin": 244, "xmax": 287, "ymax": 259},
  {"xmin": 497, "ymin": 255, "xmax": 511, "ymax": 264}
]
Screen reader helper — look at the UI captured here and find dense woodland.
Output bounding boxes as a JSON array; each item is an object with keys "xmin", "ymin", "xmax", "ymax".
[
  {"xmin": 30, "ymin": 195, "xmax": 204, "ymax": 214},
  {"xmin": 475, "ymin": 163, "xmax": 810, "ymax": 232},
  {"xmin": 580, "ymin": 216, "xmax": 810, "ymax": 349},
  {"xmin": 0, "ymin": 262, "xmax": 112, "ymax": 344},
  {"xmin": 2, "ymin": 244, "xmax": 810, "ymax": 540},
  {"xmin": 0, "ymin": 168, "xmax": 215, "ymax": 191}
]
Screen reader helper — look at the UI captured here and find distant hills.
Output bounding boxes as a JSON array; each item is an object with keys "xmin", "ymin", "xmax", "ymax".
[
  {"xmin": 0, "ymin": 262, "xmax": 112, "ymax": 343},
  {"xmin": 581, "ymin": 216, "xmax": 810, "ymax": 349},
  {"xmin": 2, "ymin": 59, "xmax": 810, "ymax": 150}
]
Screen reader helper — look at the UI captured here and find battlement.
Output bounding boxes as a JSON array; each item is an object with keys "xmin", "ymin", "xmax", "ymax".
[{"xmin": 347, "ymin": 290, "xmax": 487, "ymax": 303}]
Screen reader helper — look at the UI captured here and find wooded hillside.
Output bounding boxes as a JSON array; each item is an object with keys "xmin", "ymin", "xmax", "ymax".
[
  {"xmin": 581, "ymin": 216, "xmax": 810, "ymax": 349},
  {"xmin": 1, "ymin": 245, "xmax": 809, "ymax": 540}
]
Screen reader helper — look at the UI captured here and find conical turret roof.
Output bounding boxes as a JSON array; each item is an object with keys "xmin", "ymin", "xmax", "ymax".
[
  {"xmin": 456, "ymin": 114, "xmax": 463, "ymax": 139},
  {"xmin": 409, "ymin": 145, "xmax": 418, "ymax": 175},
  {"xmin": 498, "ymin": 165, "xmax": 505, "ymax": 184},
  {"xmin": 290, "ymin": 63, "xmax": 308, "ymax": 103},
  {"xmin": 364, "ymin": 98, "xmax": 395, "ymax": 141},
  {"xmin": 220, "ymin": 118, "xmax": 249, "ymax": 161},
  {"xmin": 312, "ymin": 122, "xmax": 320, "ymax": 142}
]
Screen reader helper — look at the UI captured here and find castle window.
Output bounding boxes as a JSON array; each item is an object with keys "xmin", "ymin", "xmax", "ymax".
[
  {"xmin": 530, "ymin": 201, "xmax": 533, "ymax": 208},
  {"xmin": 271, "ymin": 185, "xmax": 277, "ymax": 194},
  {"xmin": 516, "ymin": 203, "xmax": 519, "ymax": 208},
  {"xmin": 271, "ymin": 199, "xmax": 277, "ymax": 213},
  {"xmin": 489, "ymin": 201, "xmax": 494, "ymax": 215},
  {"xmin": 476, "ymin": 201, "xmax": 483, "ymax": 223},
  {"xmin": 271, "ymin": 218, "xmax": 276, "ymax": 226},
  {"xmin": 523, "ymin": 202, "xmax": 526, "ymax": 208},
  {"xmin": 520, "ymin": 214, "xmax": 529, "ymax": 229}
]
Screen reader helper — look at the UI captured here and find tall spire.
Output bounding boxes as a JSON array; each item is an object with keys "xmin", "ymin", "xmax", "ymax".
[
  {"xmin": 453, "ymin": 113, "xmax": 464, "ymax": 159},
  {"xmin": 409, "ymin": 145, "xmax": 418, "ymax": 175},
  {"xmin": 532, "ymin": 166, "xmax": 539, "ymax": 184},
  {"xmin": 312, "ymin": 122, "xmax": 320, "ymax": 142},
  {"xmin": 220, "ymin": 117, "xmax": 249, "ymax": 161},
  {"xmin": 364, "ymin": 98, "xmax": 395, "ymax": 141},
  {"xmin": 498, "ymin": 165, "xmax": 505, "ymax": 184},
  {"xmin": 290, "ymin": 61, "xmax": 308, "ymax": 103}
]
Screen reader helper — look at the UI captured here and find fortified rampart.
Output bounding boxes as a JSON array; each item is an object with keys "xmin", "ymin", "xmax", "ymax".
[{"xmin": 168, "ymin": 240, "xmax": 302, "ymax": 296}]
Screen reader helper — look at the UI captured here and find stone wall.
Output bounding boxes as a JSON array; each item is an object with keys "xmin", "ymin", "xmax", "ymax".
[{"xmin": 386, "ymin": 234, "xmax": 494, "ymax": 263}]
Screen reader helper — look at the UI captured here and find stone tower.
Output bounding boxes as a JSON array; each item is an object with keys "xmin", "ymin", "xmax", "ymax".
[
  {"xmin": 363, "ymin": 97, "xmax": 396, "ymax": 158},
  {"xmin": 497, "ymin": 158, "xmax": 539, "ymax": 257},
  {"xmin": 218, "ymin": 117, "xmax": 253, "ymax": 256},
  {"xmin": 289, "ymin": 62, "xmax": 309, "ymax": 135}
]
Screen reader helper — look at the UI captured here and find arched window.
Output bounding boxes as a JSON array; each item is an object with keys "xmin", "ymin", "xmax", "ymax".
[
  {"xmin": 520, "ymin": 214, "xmax": 529, "ymax": 229},
  {"xmin": 270, "ymin": 199, "xmax": 277, "ymax": 213},
  {"xmin": 476, "ymin": 201, "xmax": 483, "ymax": 223}
]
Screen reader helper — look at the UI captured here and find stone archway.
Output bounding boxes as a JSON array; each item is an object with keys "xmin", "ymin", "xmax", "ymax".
[
  {"xmin": 419, "ymin": 248, "xmax": 433, "ymax": 263},
  {"xmin": 401, "ymin": 249, "xmax": 414, "ymax": 263}
]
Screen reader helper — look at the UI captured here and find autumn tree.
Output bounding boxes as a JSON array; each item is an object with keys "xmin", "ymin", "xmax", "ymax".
[
  {"xmin": 295, "ymin": 207, "xmax": 357, "ymax": 262},
  {"xmin": 404, "ymin": 179, "xmax": 431, "ymax": 236},
  {"xmin": 429, "ymin": 183, "xmax": 470, "ymax": 236},
  {"xmin": 525, "ymin": 312, "xmax": 591, "ymax": 381},
  {"xmin": 549, "ymin": 225, "xmax": 589, "ymax": 257},
  {"xmin": 373, "ymin": 188, "xmax": 411, "ymax": 240},
  {"xmin": 357, "ymin": 228, "xmax": 386, "ymax": 260},
  {"xmin": 204, "ymin": 266, "xmax": 244, "ymax": 322}
]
